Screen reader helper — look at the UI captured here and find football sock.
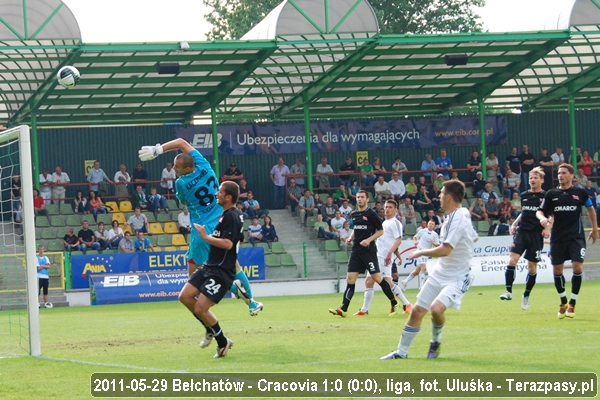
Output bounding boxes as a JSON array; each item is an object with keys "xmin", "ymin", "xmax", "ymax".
[
  {"xmin": 362, "ymin": 288, "xmax": 374, "ymax": 312},
  {"xmin": 523, "ymin": 272, "xmax": 537, "ymax": 297},
  {"xmin": 341, "ymin": 283, "xmax": 355, "ymax": 312},
  {"xmin": 431, "ymin": 322, "xmax": 444, "ymax": 343},
  {"xmin": 554, "ymin": 274, "xmax": 567, "ymax": 304},
  {"xmin": 209, "ymin": 322, "xmax": 227, "ymax": 348},
  {"xmin": 379, "ymin": 279, "xmax": 397, "ymax": 305},
  {"xmin": 392, "ymin": 284, "xmax": 410, "ymax": 305},
  {"xmin": 233, "ymin": 270, "xmax": 253, "ymax": 299},
  {"xmin": 418, "ymin": 272, "xmax": 426, "ymax": 287},
  {"xmin": 398, "ymin": 324, "xmax": 420, "ymax": 356},
  {"xmin": 403, "ymin": 273, "xmax": 415, "ymax": 285},
  {"xmin": 571, "ymin": 273, "xmax": 582, "ymax": 306},
  {"xmin": 505, "ymin": 266, "xmax": 516, "ymax": 292},
  {"xmin": 569, "ymin": 293, "xmax": 578, "ymax": 306}
]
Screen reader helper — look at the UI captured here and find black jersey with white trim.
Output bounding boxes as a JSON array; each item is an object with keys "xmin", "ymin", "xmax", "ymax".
[
  {"xmin": 518, "ymin": 190, "xmax": 546, "ymax": 232},
  {"xmin": 204, "ymin": 207, "xmax": 244, "ymax": 273},
  {"xmin": 539, "ymin": 186, "xmax": 590, "ymax": 243},
  {"xmin": 350, "ymin": 207, "xmax": 383, "ymax": 252}
]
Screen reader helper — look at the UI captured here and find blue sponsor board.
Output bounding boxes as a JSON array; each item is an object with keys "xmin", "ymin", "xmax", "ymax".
[
  {"xmin": 175, "ymin": 117, "xmax": 507, "ymax": 156},
  {"xmin": 90, "ymin": 272, "xmax": 188, "ymax": 305},
  {"xmin": 72, "ymin": 248, "xmax": 265, "ymax": 289}
]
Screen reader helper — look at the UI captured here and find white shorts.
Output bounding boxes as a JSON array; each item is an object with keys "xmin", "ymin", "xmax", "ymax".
[
  {"xmin": 367, "ymin": 256, "xmax": 392, "ymax": 279},
  {"xmin": 416, "ymin": 256, "xmax": 428, "ymax": 266},
  {"xmin": 415, "ymin": 271, "xmax": 475, "ymax": 311}
]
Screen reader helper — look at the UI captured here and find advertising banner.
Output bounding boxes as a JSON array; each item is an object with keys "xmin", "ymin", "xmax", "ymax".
[
  {"xmin": 72, "ymin": 248, "xmax": 265, "ymax": 289},
  {"xmin": 175, "ymin": 117, "xmax": 507, "ymax": 156},
  {"xmin": 90, "ymin": 272, "xmax": 188, "ymax": 305}
]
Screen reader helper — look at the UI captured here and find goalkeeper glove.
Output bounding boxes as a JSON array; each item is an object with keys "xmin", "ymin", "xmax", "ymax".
[{"xmin": 139, "ymin": 144, "xmax": 164, "ymax": 161}]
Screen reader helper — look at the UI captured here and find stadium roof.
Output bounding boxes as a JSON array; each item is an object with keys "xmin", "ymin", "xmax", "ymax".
[{"xmin": 1, "ymin": 0, "xmax": 600, "ymax": 127}]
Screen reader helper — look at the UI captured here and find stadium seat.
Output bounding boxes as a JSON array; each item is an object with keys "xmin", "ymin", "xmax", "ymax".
[
  {"xmin": 163, "ymin": 222, "xmax": 179, "ymax": 234},
  {"xmin": 280, "ymin": 253, "xmax": 296, "ymax": 267},
  {"xmin": 179, "ymin": 246, "xmax": 189, "ymax": 251},
  {"xmin": 461, "ymin": 198, "xmax": 470, "ymax": 207},
  {"xmin": 45, "ymin": 204, "xmax": 59, "ymax": 215},
  {"xmin": 35, "ymin": 216, "xmax": 50, "ymax": 228},
  {"xmin": 415, "ymin": 213, "xmax": 422, "ymax": 223},
  {"xmin": 124, "ymin": 212, "xmax": 134, "ymax": 221},
  {"xmin": 164, "ymin": 246, "xmax": 177, "ymax": 252},
  {"xmin": 148, "ymin": 223, "xmax": 164, "ymax": 235},
  {"xmin": 104, "ymin": 201, "xmax": 119, "ymax": 212},
  {"xmin": 240, "ymin": 243, "xmax": 253, "ymax": 249},
  {"xmin": 271, "ymin": 242, "xmax": 286, "ymax": 254},
  {"xmin": 170, "ymin": 211, "xmax": 179, "ymax": 222},
  {"xmin": 81, "ymin": 214, "xmax": 96, "ymax": 225},
  {"xmin": 156, "ymin": 212, "xmax": 171, "ymax": 223},
  {"xmin": 153, "ymin": 247, "xmax": 162, "ymax": 252},
  {"xmin": 47, "ymin": 240, "xmax": 64, "ymax": 252},
  {"xmin": 112, "ymin": 213, "xmax": 126, "ymax": 224},
  {"xmin": 265, "ymin": 254, "xmax": 281, "ymax": 267},
  {"xmin": 50, "ymin": 215, "xmax": 65, "ymax": 227},
  {"xmin": 243, "ymin": 219, "xmax": 252, "ymax": 230},
  {"xmin": 325, "ymin": 240, "xmax": 340, "ymax": 253},
  {"xmin": 157, "ymin": 235, "xmax": 172, "ymax": 247},
  {"xmin": 305, "ymin": 216, "xmax": 317, "ymax": 229},
  {"xmin": 41, "ymin": 227, "xmax": 56, "ymax": 240},
  {"xmin": 59, "ymin": 203, "xmax": 74, "ymax": 215},
  {"xmin": 166, "ymin": 199, "xmax": 178, "ymax": 211},
  {"xmin": 86, "ymin": 250, "xmax": 99, "ymax": 255},
  {"xmin": 477, "ymin": 220, "xmax": 490, "ymax": 233},
  {"xmin": 144, "ymin": 212, "xmax": 156, "ymax": 223},
  {"xmin": 119, "ymin": 200, "xmax": 133, "ymax": 212},
  {"xmin": 56, "ymin": 227, "xmax": 68, "ymax": 239},
  {"xmin": 65, "ymin": 215, "xmax": 81, "ymax": 227},
  {"xmin": 335, "ymin": 251, "xmax": 349, "ymax": 266},
  {"xmin": 36, "ymin": 240, "xmax": 46, "ymax": 250},
  {"xmin": 96, "ymin": 214, "xmax": 113, "ymax": 226},
  {"xmin": 255, "ymin": 242, "xmax": 271, "ymax": 253},
  {"xmin": 319, "ymin": 193, "xmax": 329, "ymax": 203},
  {"xmin": 171, "ymin": 234, "xmax": 187, "ymax": 246},
  {"xmin": 122, "ymin": 225, "xmax": 133, "ymax": 235},
  {"xmin": 48, "ymin": 264, "xmax": 61, "ymax": 278},
  {"xmin": 404, "ymin": 223, "xmax": 417, "ymax": 237}
]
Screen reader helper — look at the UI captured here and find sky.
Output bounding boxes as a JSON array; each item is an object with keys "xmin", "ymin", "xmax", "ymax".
[{"xmin": 63, "ymin": 0, "xmax": 577, "ymax": 43}]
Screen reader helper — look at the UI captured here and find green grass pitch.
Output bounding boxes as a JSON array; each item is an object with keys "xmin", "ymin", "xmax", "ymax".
[{"xmin": 1, "ymin": 281, "xmax": 599, "ymax": 399}]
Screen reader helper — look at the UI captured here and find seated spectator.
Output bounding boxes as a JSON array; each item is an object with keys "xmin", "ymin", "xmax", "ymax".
[
  {"xmin": 333, "ymin": 183, "xmax": 350, "ymax": 207},
  {"xmin": 329, "ymin": 210, "xmax": 346, "ymax": 237},
  {"xmin": 78, "ymin": 220, "xmax": 101, "ymax": 253},
  {"xmin": 124, "ymin": 206, "xmax": 149, "ymax": 233},
  {"xmin": 88, "ymin": 190, "xmax": 108, "ymax": 221},
  {"xmin": 575, "ymin": 168, "xmax": 588, "ymax": 187},
  {"xmin": 430, "ymin": 184, "xmax": 441, "ymax": 211},
  {"xmin": 298, "ymin": 189, "xmax": 317, "ymax": 225},
  {"xmin": 470, "ymin": 197, "xmax": 488, "ymax": 222},
  {"xmin": 511, "ymin": 192, "xmax": 522, "ymax": 219},
  {"xmin": 314, "ymin": 193, "xmax": 324, "ymax": 210},
  {"xmin": 74, "ymin": 190, "xmax": 88, "ymax": 214},
  {"xmin": 486, "ymin": 196, "xmax": 500, "ymax": 220},
  {"xmin": 119, "ymin": 232, "xmax": 135, "ymax": 253},
  {"xmin": 178, "ymin": 205, "xmax": 192, "ymax": 237},
  {"xmin": 135, "ymin": 232, "xmax": 154, "ymax": 252},
  {"xmin": 422, "ymin": 209, "xmax": 441, "ymax": 232},
  {"xmin": 339, "ymin": 199, "xmax": 353, "ymax": 221},
  {"xmin": 584, "ymin": 180, "xmax": 596, "ymax": 201},
  {"xmin": 261, "ymin": 216, "xmax": 278, "ymax": 247},
  {"xmin": 472, "ymin": 171, "xmax": 487, "ymax": 197},
  {"xmin": 486, "ymin": 151, "xmax": 500, "ymax": 187},
  {"xmin": 320, "ymin": 196, "xmax": 339, "ymax": 223},
  {"xmin": 388, "ymin": 172, "xmax": 406, "ymax": 202},
  {"xmin": 374, "ymin": 201, "xmax": 383, "ymax": 214},
  {"xmin": 498, "ymin": 196, "xmax": 512, "ymax": 220},
  {"xmin": 596, "ymin": 189, "xmax": 600, "ymax": 226},
  {"xmin": 415, "ymin": 219, "xmax": 428, "ymax": 234},
  {"xmin": 415, "ymin": 185, "xmax": 434, "ymax": 218},
  {"xmin": 238, "ymin": 179, "xmax": 250, "ymax": 202},
  {"xmin": 398, "ymin": 197, "xmax": 417, "ymax": 227},
  {"xmin": 12, "ymin": 188, "xmax": 23, "ymax": 227},
  {"xmin": 316, "ymin": 157, "xmax": 334, "ymax": 189},
  {"xmin": 314, "ymin": 214, "xmax": 336, "ymax": 240},
  {"xmin": 107, "ymin": 220, "xmax": 124, "ymax": 248},
  {"xmin": 222, "ymin": 162, "xmax": 243, "ymax": 182},
  {"xmin": 147, "ymin": 187, "xmax": 169, "ymax": 214},
  {"xmin": 450, "ymin": 171, "xmax": 460, "ymax": 181},
  {"xmin": 243, "ymin": 191, "xmax": 268, "ymax": 219},
  {"xmin": 33, "ymin": 188, "xmax": 49, "ymax": 217},
  {"xmin": 348, "ymin": 180, "xmax": 360, "ymax": 205},
  {"xmin": 493, "ymin": 216, "xmax": 511, "ymax": 236},
  {"xmin": 94, "ymin": 222, "xmax": 112, "ymax": 250},
  {"xmin": 503, "ymin": 168, "xmax": 520, "ymax": 199},
  {"xmin": 237, "ymin": 202, "xmax": 249, "ymax": 219},
  {"xmin": 374, "ymin": 175, "xmax": 392, "ymax": 202},
  {"xmin": 339, "ymin": 157, "xmax": 355, "ymax": 188},
  {"xmin": 247, "ymin": 217, "xmax": 265, "ymax": 247},
  {"xmin": 391, "ymin": 157, "xmax": 408, "ymax": 181},
  {"xmin": 339, "ymin": 221, "xmax": 353, "ymax": 251},
  {"xmin": 433, "ymin": 173, "xmax": 445, "ymax": 190},
  {"xmin": 359, "ymin": 158, "xmax": 376, "ymax": 187},
  {"xmin": 572, "ymin": 176, "xmax": 582, "ymax": 189},
  {"xmin": 481, "ymin": 183, "xmax": 500, "ymax": 204},
  {"xmin": 132, "ymin": 185, "xmax": 149, "ymax": 210},
  {"xmin": 62, "ymin": 227, "xmax": 80, "ymax": 252},
  {"xmin": 405, "ymin": 176, "xmax": 418, "ymax": 202},
  {"xmin": 287, "ymin": 178, "xmax": 303, "ymax": 215},
  {"xmin": 372, "ymin": 157, "xmax": 386, "ymax": 180},
  {"xmin": 377, "ymin": 208, "xmax": 386, "ymax": 222}
]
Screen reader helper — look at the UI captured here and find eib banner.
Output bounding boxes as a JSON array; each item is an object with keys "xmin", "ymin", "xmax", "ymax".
[
  {"xmin": 71, "ymin": 248, "xmax": 265, "ymax": 289},
  {"xmin": 89, "ymin": 272, "xmax": 188, "ymax": 305},
  {"xmin": 175, "ymin": 116, "xmax": 506, "ymax": 156}
]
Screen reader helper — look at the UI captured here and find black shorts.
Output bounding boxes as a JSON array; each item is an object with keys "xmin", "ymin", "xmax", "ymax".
[
  {"xmin": 550, "ymin": 238, "xmax": 586, "ymax": 265},
  {"xmin": 188, "ymin": 266, "xmax": 234, "ymax": 304},
  {"xmin": 511, "ymin": 229, "xmax": 544, "ymax": 263},
  {"xmin": 347, "ymin": 250, "xmax": 379, "ymax": 274},
  {"xmin": 38, "ymin": 278, "xmax": 49, "ymax": 295}
]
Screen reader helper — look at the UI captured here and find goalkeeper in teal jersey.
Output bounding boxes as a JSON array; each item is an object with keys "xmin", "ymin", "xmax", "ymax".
[{"xmin": 139, "ymin": 139, "xmax": 263, "ymax": 316}]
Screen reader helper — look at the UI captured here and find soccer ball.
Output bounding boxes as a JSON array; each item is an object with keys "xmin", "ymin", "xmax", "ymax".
[{"xmin": 57, "ymin": 66, "xmax": 80, "ymax": 89}]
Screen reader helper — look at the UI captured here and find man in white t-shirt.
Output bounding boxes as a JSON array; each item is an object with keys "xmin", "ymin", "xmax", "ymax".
[
  {"xmin": 161, "ymin": 162, "xmax": 177, "ymax": 196},
  {"xmin": 388, "ymin": 172, "xmax": 406, "ymax": 202},
  {"xmin": 51, "ymin": 166, "xmax": 70, "ymax": 206},
  {"xmin": 374, "ymin": 175, "xmax": 392, "ymax": 203},
  {"xmin": 338, "ymin": 199, "xmax": 353, "ymax": 221},
  {"xmin": 39, "ymin": 168, "xmax": 53, "ymax": 205},
  {"xmin": 382, "ymin": 180, "xmax": 477, "ymax": 360},
  {"xmin": 401, "ymin": 220, "xmax": 440, "ymax": 290},
  {"xmin": 329, "ymin": 210, "xmax": 346, "ymax": 237},
  {"xmin": 355, "ymin": 199, "xmax": 411, "ymax": 316}
]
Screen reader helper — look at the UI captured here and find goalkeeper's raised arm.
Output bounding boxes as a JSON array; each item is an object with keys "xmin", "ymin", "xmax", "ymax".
[{"xmin": 138, "ymin": 138, "xmax": 196, "ymax": 162}]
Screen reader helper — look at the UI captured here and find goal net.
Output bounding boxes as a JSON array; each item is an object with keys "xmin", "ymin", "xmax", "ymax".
[{"xmin": 0, "ymin": 125, "xmax": 40, "ymax": 357}]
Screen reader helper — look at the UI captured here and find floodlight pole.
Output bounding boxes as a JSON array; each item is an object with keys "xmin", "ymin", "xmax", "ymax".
[
  {"xmin": 568, "ymin": 95, "xmax": 577, "ymax": 168},
  {"xmin": 478, "ymin": 97, "xmax": 487, "ymax": 180},
  {"xmin": 211, "ymin": 107, "xmax": 220, "ymax": 176},
  {"xmin": 303, "ymin": 101, "xmax": 313, "ymax": 193},
  {"xmin": 31, "ymin": 113, "xmax": 40, "ymax": 188}
]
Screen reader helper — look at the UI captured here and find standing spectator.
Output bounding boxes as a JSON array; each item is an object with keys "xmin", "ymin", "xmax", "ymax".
[
  {"xmin": 486, "ymin": 196, "xmax": 500, "ymax": 220},
  {"xmin": 333, "ymin": 183, "xmax": 350, "ymax": 207},
  {"xmin": 270, "ymin": 157, "xmax": 289, "ymax": 209},
  {"xmin": 472, "ymin": 171, "xmax": 487, "ymax": 197},
  {"xmin": 359, "ymin": 158, "xmax": 376, "ymax": 187},
  {"xmin": 420, "ymin": 154, "xmax": 437, "ymax": 184},
  {"xmin": 88, "ymin": 190, "xmax": 108, "ymax": 221},
  {"xmin": 405, "ymin": 176, "xmax": 418, "ymax": 202},
  {"xmin": 569, "ymin": 147, "xmax": 583, "ymax": 166},
  {"xmin": 314, "ymin": 214, "xmax": 336, "ymax": 240},
  {"xmin": 499, "ymin": 196, "xmax": 513, "ymax": 221},
  {"xmin": 87, "ymin": 160, "xmax": 111, "ymax": 193},
  {"xmin": 222, "ymin": 162, "xmax": 243, "ymax": 182},
  {"xmin": 466, "ymin": 151, "xmax": 481, "ymax": 182},
  {"xmin": 78, "ymin": 220, "xmax": 101, "ymax": 253},
  {"xmin": 132, "ymin": 185, "xmax": 149, "ymax": 211},
  {"xmin": 348, "ymin": 179, "xmax": 360, "ymax": 205},
  {"xmin": 287, "ymin": 178, "xmax": 303, "ymax": 215},
  {"xmin": 374, "ymin": 175, "xmax": 392, "ymax": 202},
  {"xmin": 485, "ymin": 151, "xmax": 499, "ymax": 182},
  {"xmin": 247, "ymin": 217, "xmax": 264, "ymax": 247},
  {"xmin": 289, "ymin": 158, "xmax": 307, "ymax": 188},
  {"xmin": 135, "ymin": 232, "xmax": 154, "ymax": 252},
  {"xmin": 580, "ymin": 150, "xmax": 593, "ymax": 176},
  {"xmin": 339, "ymin": 157, "xmax": 355, "ymax": 188},
  {"xmin": 415, "ymin": 184, "xmax": 433, "ymax": 218},
  {"xmin": 63, "ymin": 228, "xmax": 80, "ymax": 252},
  {"xmin": 435, "ymin": 148, "xmax": 453, "ymax": 179},
  {"xmin": 148, "ymin": 187, "xmax": 169, "ymax": 214},
  {"xmin": 372, "ymin": 157, "xmax": 386, "ymax": 180},
  {"xmin": 391, "ymin": 157, "xmax": 408, "ymax": 181},
  {"xmin": 132, "ymin": 162, "xmax": 149, "ymax": 191},
  {"xmin": 51, "ymin": 166, "xmax": 70, "ymax": 206},
  {"xmin": 261, "ymin": 216, "xmax": 278, "ymax": 244},
  {"xmin": 160, "ymin": 162, "xmax": 177, "ymax": 196},
  {"xmin": 124, "ymin": 206, "xmax": 149, "ymax": 233},
  {"xmin": 339, "ymin": 199, "xmax": 353, "ymax": 221},
  {"xmin": 113, "ymin": 164, "xmax": 131, "ymax": 199},
  {"xmin": 39, "ymin": 168, "xmax": 53, "ymax": 205},
  {"xmin": 33, "ymin": 188, "xmax": 49, "ymax": 217},
  {"xmin": 36, "ymin": 245, "xmax": 51, "ymax": 308},
  {"xmin": 94, "ymin": 222, "xmax": 112, "ymax": 250},
  {"xmin": 505, "ymin": 147, "xmax": 521, "ymax": 176},
  {"xmin": 119, "ymin": 232, "xmax": 135, "ymax": 253},
  {"xmin": 551, "ymin": 147, "xmax": 565, "ymax": 168},
  {"xmin": 389, "ymin": 172, "xmax": 406, "ymax": 202},
  {"xmin": 107, "ymin": 220, "xmax": 124, "ymax": 248},
  {"xmin": 398, "ymin": 197, "xmax": 417, "ymax": 227},
  {"xmin": 74, "ymin": 190, "xmax": 88, "ymax": 214},
  {"xmin": 243, "ymin": 191, "xmax": 269, "ymax": 219},
  {"xmin": 503, "ymin": 168, "xmax": 520, "ymax": 199},
  {"xmin": 519, "ymin": 144, "xmax": 535, "ymax": 191},
  {"xmin": 178, "ymin": 205, "xmax": 191, "ymax": 238},
  {"xmin": 329, "ymin": 210, "xmax": 346, "ymax": 237},
  {"xmin": 316, "ymin": 157, "xmax": 334, "ymax": 189},
  {"xmin": 238, "ymin": 179, "xmax": 250, "ymax": 202},
  {"xmin": 538, "ymin": 148, "xmax": 554, "ymax": 191},
  {"xmin": 470, "ymin": 196, "xmax": 488, "ymax": 222},
  {"xmin": 298, "ymin": 189, "xmax": 317, "ymax": 225}
]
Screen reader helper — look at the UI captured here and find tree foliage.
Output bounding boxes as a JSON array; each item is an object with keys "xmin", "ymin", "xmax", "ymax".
[{"xmin": 204, "ymin": 0, "xmax": 484, "ymax": 40}]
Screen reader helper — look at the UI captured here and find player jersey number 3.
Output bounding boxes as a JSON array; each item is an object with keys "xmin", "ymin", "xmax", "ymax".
[{"xmin": 194, "ymin": 176, "xmax": 219, "ymax": 206}]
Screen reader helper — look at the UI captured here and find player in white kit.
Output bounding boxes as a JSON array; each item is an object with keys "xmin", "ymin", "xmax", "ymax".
[
  {"xmin": 401, "ymin": 220, "xmax": 440, "ymax": 290},
  {"xmin": 354, "ymin": 199, "xmax": 412, "ymax": 316},
  {"xmin": 381, "ymin": 180, "xmax": 477, "ymax": 360}
]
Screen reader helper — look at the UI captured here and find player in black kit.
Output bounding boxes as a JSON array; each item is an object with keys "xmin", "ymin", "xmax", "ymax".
[
  {"xmin": 178, "ymin": 181, "xmax": 243, "ymax": 358},
  {"xmin": 536, "ymin": 164, "xmax": 597, "ymax": 319},
  {"xmin": 329, "ymin": 190, "xmax": 398, "ymax": 317},
  {"xmin": 499, "ymin": 167, "xmax": 551, "ymax": 310}
]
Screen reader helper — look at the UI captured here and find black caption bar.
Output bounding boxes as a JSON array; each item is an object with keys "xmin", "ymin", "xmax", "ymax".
[{"xmin": 91, "ymin": 372, "xmax": 597, "ymax": 398}]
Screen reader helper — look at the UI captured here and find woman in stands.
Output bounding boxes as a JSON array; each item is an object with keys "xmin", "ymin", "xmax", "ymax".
[
  {"xmin": 107, "ymin": 220, "xmax": 124, "ymax": 248},
  {"xmin": 74, "ymin": 190, "xmax": 88, "ymax": 214},
  {"xmin": 261, "ymin": 216, "xmax": 278, "ymax": 245},
  {"xmin": 88, "ymin": 190, "xmax": 107, "ymax": 221},
  {"xmin": 33, "ymin": 188, "xmax": 49, "ymax": 217},
  {"xmin": 372, "ymin": 157, "xmax": 386, "ymax": 180},
  {"xmin": 349, "ymin": 179, "xmax": 360, "ymax": 205}
]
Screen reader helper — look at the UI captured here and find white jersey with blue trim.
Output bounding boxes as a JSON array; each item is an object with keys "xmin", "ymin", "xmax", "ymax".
[
  {"xmin": 376, "ymin": 217, "xmax": 403, "ymax": 259},
  {"xmin": 433, "ymin": 207, "xmax": 478, "ymax": 280}
]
